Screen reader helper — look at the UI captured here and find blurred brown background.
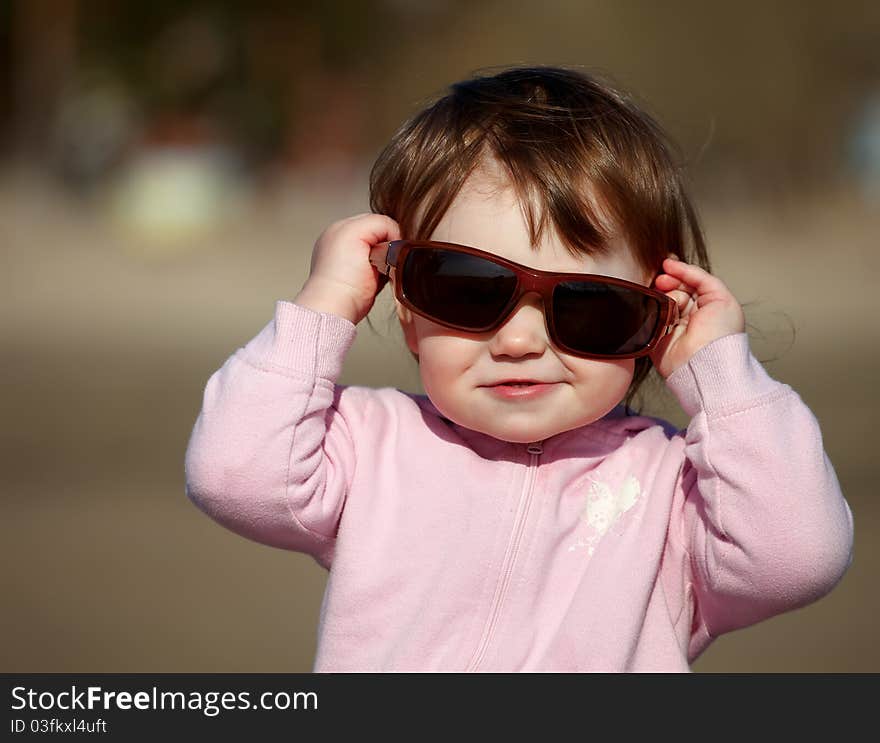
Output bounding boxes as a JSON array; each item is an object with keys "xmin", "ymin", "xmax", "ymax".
[{"xmin": 2, "ymin": 0, "xmax": 878, "ymax": 672}]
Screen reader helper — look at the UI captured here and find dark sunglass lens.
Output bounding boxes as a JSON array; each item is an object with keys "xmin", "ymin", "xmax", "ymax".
[
  {"xmin": 401, "ymin": 248, "xmax": 517, "ymax": 329},
  {"xmin": 552, "ymin": 281, "xmax": 660, "ymax": 355}
]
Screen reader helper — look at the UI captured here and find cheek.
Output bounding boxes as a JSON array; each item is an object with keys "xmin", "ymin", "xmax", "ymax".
[
  {"xmin": 416, "ymin": 335, "xmax": 474, "ymax": 387},
  {"xmin": 605, "ymin": 358, "xmax": 636, "ymax": 385},
  {"xmin": 610, "ymin": 362, "xmax": 637, "ymax": 399},
  {"xmin": 408, "ymin": 317, "xmax": 479, "ymax": 384},
  {"xmin": 569, "ymin": 357, "xmax": 636, "ymax": 404}
]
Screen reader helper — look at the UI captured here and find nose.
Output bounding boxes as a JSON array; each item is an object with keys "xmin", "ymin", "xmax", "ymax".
[{"xmin": 487, "ymin": 292, "xmax": 550, "ymax": 359}]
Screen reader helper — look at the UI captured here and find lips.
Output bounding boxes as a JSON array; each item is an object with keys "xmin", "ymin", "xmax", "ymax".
[
  {"xmin": 488, "ymin": 379, "xmax": 545, "ymax": 387},
  {"xmin": 482, "ymin": 379, "xmax": 559, "ymax": 400}
]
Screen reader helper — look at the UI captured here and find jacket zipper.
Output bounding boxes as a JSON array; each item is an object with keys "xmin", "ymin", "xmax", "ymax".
[{"xmin": 465, "ymin": 440, "xmax": 543, "ymax": 672}]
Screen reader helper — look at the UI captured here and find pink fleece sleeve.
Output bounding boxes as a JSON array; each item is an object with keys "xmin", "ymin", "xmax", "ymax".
[
  {"xmin": 184, "ymin": 301, "xmax": 358, "ymax": 567},
  {"xmin": 664, "ymin": 333, "xmax": 854, "ymax": 655}
]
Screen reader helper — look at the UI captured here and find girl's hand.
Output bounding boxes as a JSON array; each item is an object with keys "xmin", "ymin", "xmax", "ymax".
[
  {"xmin": 294, "ymin": 213, "xmax": 402, "ymax": 325},
  {"xmin": 649, "ymin": 257, "xmax": 746, "ymax": 379}
]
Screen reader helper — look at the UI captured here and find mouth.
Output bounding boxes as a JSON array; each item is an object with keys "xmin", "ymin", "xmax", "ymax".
[{"xmin": 481, "ymin": 379, "xmax": 559, "ymax": 400}]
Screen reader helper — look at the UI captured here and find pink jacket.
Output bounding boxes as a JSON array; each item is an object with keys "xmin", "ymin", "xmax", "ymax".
[{"xmin": 185, "ymin": 301, "xmax": 854, "ymax": 672}]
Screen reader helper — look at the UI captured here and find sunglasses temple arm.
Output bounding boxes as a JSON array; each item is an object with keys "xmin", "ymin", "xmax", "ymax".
[{"xmin": 369, "ymin": 242, "xmax": 392, "ymax": 276}]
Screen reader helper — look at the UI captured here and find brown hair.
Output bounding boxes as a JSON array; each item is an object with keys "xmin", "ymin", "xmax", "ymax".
[{"xmin": 369, "ymin": 65, "xmax": 710, "ymax": 409}]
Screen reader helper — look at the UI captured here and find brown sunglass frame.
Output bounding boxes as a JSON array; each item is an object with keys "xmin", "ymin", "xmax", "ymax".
[{"xmin": 369, "ymin": 239, "xmax": 679, "ymax": 360}]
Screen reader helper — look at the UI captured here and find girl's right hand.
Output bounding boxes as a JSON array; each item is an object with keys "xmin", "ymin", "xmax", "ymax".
[{"xmin": 293, "ymin": 213, "xmax": 402, "ymax": 325}]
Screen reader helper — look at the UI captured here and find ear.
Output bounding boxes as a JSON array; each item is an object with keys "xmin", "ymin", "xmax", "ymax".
[{"xmin": 395, "ymin": 299, "xmax": 420, "ymax": 356}]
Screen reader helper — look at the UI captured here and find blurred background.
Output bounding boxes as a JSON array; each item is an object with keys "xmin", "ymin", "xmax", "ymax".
[{"xmin": 2, "ymin": 0, "xmax": 878, "ymax": 673}]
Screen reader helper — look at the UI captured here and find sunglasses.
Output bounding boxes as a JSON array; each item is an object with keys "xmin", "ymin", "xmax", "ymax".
[{"xmin": 369, "ymin": 240, "xmax": 679, "ymax": 360}]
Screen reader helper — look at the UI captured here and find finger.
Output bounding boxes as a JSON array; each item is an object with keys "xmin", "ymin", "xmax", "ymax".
[
  {"xmin": 359, "ymin": 213, "xmax": 403, "ymax": 246},
  {"xmin": 652, "ymin": 272, "xmax": 698, "ymax": 316},
  {"xmin": 653, "ymin": 273, "xmax": 694, "ymax": 294},
  {"xmin": 336, "ymin": 213, "xmax": 403, "ymax": 246},
  {"xmin": 667, "ymin": 289, "xmax": 697, "ymax": 318},
  {"xmin": 661, "ymin": 258, "xmax": 717, "ymax": 290},
  {"xmin": 660, "ymin": 258, "xmax": 729, "ymax": 302},
  {"xmin": 653, "ymin": 273, "xmax": 699, "ymax": 313}
]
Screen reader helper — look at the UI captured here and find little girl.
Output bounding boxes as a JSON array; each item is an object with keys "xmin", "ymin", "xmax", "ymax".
[{"xmin": 185, "ymin": 66, "xmax": 854, "ymax": 672}]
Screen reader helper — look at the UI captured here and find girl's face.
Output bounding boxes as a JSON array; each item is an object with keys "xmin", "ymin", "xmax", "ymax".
[{"xmin": 395, "ymin": 167, "xmax": 653, "ymax": 444}]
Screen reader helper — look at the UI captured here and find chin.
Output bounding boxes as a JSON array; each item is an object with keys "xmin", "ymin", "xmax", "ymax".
[
  {"xmin": 483, "ymin": 408, "xmax": 616, "ymax": 444},
  {"xmin": 472, "ymin": 420, "xmax": 572, "ymax": 445},
  {"xmin": 436, "ymin": 413, "xmax": 540, "ymax": 444}
]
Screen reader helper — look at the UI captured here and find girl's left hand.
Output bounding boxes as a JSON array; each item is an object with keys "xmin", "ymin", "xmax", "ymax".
[{"xmin": 649, "ymin": 257, "xmax": 746, "ymax": 379}]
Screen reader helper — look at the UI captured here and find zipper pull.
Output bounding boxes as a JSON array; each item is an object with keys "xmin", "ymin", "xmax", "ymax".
[{"xmin": 526, "ymin": 441, "xmax": 543, "ymax": 455}]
